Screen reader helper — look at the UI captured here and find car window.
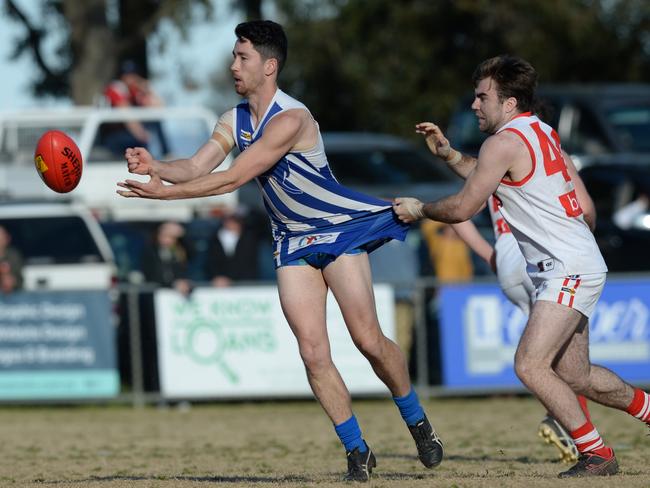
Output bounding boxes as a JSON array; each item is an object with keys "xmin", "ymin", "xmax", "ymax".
[
  {"xmin": 0, "ymin": 122, "xmax": 84, "ymax": 164},
  {"xmin": 579, "ymin": 169, "xmax": 620, "ymax": 219},
  {"xmin": 604, "ymin": 104, "xmax": 650, "ymax": 152},
  {"xmin": 0, "ymin": 216, "xmax": 104, "ymax": 264},
  {"xmin": 580, "ymin": 166, "xmax": 650, "ymax": 220},
  {"xmin": 91, "ymin": 117, "xmax": 212, "ymax": 161},
  {"xmin": 566, "ymin": 104, "xmax": 612, "ymax": 155},
  {"xmin": 447, "ymin": 110, "xmax": 485, "ymax": 157},
  {"xmin": 326, "ymin": 148, "xmax": 455, "ymax": 184}
]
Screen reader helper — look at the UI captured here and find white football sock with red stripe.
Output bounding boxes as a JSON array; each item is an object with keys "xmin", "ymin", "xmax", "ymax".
[{"xmin": 626, "ymin": 388, "xmax": 650, "ymax": 423}]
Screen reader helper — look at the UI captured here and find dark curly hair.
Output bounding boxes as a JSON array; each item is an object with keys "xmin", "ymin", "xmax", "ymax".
[
  {"xmin": 235, "ymin": 20, "xmax": 288, "ymax": 74},
  {"xmin": 472, "ymin": 55, "xmax": 538, "ymax": 113}
]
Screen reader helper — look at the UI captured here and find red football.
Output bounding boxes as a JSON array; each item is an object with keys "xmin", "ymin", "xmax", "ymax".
[{"xmin": 34, "ymin": 130, "xmax": 83, "ymax": 193}]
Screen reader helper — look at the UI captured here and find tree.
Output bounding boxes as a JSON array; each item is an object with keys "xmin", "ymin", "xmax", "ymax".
[
  {"xmin": 275, "ymin": 0, "xmax": 650, "ymax": 136},
  {"xmin": 4, "ymin": 0, "xmax": 214, "ymax": 104},
  {"xmin": 230, "ymin": 0, "xmax": 262, "ymax": 20}
]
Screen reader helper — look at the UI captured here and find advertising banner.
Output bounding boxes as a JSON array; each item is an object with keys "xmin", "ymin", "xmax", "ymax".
[
  {"xmin": 0, "ymin": 290, "xmax": 119, "ymax": 399},
  {"xmin": 155, "ymin": 285, "xmax": 395, "ymax": 399},
  {"xmin": 439, "ymin": 278, "xmax": 650, "ymax": 390}
]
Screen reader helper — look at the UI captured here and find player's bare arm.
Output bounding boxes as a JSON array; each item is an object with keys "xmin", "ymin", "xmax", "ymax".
[
  {"xmin": 416, "ymin": 121, "xmax": 477, "ymax": 179},
  {"xmin": 117, "ymin": 109, "xmax": 306, "ymax": 200},
  {"xmin": 125, "ymin": 110, "xmax": 235, "ymax": 184},
  {"xmin": 563, "ymin": 150, "xmax": 596, "ymax": 231},
  {"xmin": 393, "ymin": 133, "xmax": 518, "ymax": 223}
]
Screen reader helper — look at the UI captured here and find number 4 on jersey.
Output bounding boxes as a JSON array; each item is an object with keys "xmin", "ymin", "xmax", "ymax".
[
  {"xmin": 531, "ymin": 121, "xmax": 583, "ymax": 217},
  {"xmin": 531, "ymin": 122, "xmax": 570, "ymax": 181}
]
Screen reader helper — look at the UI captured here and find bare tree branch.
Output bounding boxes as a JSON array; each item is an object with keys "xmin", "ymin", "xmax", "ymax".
[
  {"xmin": 5, "ymin": 0, "xmax": 63, "ymax": 80},
  {"xmin": 3, "ymin": 0, "xmax": 222, "ymax": 100}
]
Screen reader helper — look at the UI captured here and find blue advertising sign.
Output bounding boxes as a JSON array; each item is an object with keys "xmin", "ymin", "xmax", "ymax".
[
  {"xmin": 438, "ymin": 278, "xmax": 650, "ymax": 390},
  {"xmin": 0, "ymin": 290, "xmax": 119, "ymax": 399}
]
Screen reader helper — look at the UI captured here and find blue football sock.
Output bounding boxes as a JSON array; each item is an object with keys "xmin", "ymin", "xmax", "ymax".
[
  {"xmin": 334, "ymin": 415, "xmax": 367, "ymax": 453},
  {"xmin": 394, "ymin": 387, "xmax": 425, "ymax": 426}
]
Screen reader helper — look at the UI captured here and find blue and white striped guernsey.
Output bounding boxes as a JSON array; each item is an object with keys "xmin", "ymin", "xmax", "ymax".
[{"xmin": 232, "ymin": 89, "xmax": 409, "ymax": 267}]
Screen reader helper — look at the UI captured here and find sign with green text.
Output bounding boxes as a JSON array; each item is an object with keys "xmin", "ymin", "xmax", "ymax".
[{"xmin": 155, "ymin": 285, "xmax": 395, "ymax": 399}]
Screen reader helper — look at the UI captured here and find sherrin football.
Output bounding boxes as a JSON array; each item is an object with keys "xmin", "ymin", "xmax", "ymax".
[{"xmin": 34, "ymin": 130, "xmax": 83, "ymax": 193}]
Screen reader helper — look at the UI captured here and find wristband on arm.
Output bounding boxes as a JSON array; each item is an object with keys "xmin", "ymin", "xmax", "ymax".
[{"xmin": 446, "ymin": 149, "xmax": 462, "ymax": 166}]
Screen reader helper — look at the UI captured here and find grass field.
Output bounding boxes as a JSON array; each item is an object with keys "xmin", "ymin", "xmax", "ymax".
[{"xmin": 1, "ymin": 396, "xmax": 648, "ymax": 487}]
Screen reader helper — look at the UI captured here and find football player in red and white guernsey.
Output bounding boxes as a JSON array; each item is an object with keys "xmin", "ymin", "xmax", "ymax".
[
  {"xmin": 394, "ymin": 55, "xmax": 650, "ymax": 478},
  {"xmin": 416, "ymin": 120, "xmax": 594, "ymax": 464}
]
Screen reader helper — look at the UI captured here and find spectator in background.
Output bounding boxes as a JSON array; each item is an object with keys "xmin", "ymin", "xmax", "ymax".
[
  {"xmin": 101, "ymin": 60, "xmax": 169, "ymax": 156},
  {"xmin": 0, "ymin": 225, "xmax": 23, "ymax": 293},
  {"xmin": 419, "ymin": 219, "xmax": 473, "ymax": 283},
  {"xmin": 141, "ymin": 221, "xmax": 191, "ymax": 295},
  {"xmin": 206, "ymin": 206, "xmax": 260, "ymax": 287}
]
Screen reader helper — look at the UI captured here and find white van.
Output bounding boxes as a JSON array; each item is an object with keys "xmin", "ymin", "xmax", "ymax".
[
  {"xmin": 0, "ymin": 202, "xmax": 116, "ymax": 290},
  {"xmin": 0, "ymin": 106, "xmax": 236, "ymax": 221}
]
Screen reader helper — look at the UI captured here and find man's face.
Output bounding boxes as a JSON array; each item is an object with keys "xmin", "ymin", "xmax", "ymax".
[
  {"xmin": 471, "ymin": 77, "xmax": 507, "ymax": 134},
  {"xmin": 230, "ymin": 38, "xmax": 266, "ymax": 96}
]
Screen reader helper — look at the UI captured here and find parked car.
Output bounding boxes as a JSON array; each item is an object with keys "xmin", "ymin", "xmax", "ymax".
[
  {"xmin": 323, "ymin": 132, "xmax": 460, "ymax": 194},
  {"xmin": 0, "ymin": 202, "xmax": 117, "ymax": 290},
  {"xmin": 579, "ymin": 158, "xmax": 650, "ymax": 272},
  {"xmin": 0, "ymin": 106, "xmax": 236, "ymax": 221},
  {"xmin": 447, "ymin": 83, "xmax": 650, "ymax": 168}
]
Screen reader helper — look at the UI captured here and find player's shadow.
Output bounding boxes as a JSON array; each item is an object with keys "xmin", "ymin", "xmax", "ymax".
[
  {"xmin": 33, "ymin": 474, "xmax": 312, "ymax": 484},
  {"xmin": 381, "ymin": 451, "xmax": 549, "ymax": 465},
  {"xmin": 33, "ymin": 471, "xmax": 446, "ymax": 484}
]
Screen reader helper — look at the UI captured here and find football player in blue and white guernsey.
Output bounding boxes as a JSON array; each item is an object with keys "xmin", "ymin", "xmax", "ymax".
[{"xmin": 117, "ymin": 20, "xmax": 443, "ymax": 482}]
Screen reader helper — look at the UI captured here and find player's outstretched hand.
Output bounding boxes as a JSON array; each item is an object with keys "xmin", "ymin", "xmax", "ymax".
[
  {"xmin": 393, "ymin": 197, "xmax": 425, "ymax": 223},
  {"xmin": 117, "ymin": 167, "xmax": 168, "ymax": 199},
  {"xmin": 415, "ymin": 122, "xmax": 452, "ymax": 160},
  {"xmin": 125, "ymin": 147, "xmax": 154, "ymax": 175}
]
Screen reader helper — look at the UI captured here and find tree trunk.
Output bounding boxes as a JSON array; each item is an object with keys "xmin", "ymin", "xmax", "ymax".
[{"xmin": 63, "ymin": 0, "xmax": 116, "ymax": 105}]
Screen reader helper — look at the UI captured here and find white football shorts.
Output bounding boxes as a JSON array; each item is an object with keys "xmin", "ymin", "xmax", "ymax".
[{"xmin": 533, "ymin": 273, "xmax": 606, "ymax": 319}]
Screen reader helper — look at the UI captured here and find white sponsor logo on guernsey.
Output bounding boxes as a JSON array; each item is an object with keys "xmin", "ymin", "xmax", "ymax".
[{"xmin": 288, "ymin": 232, "xmax": 340, "ymax": 254}]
